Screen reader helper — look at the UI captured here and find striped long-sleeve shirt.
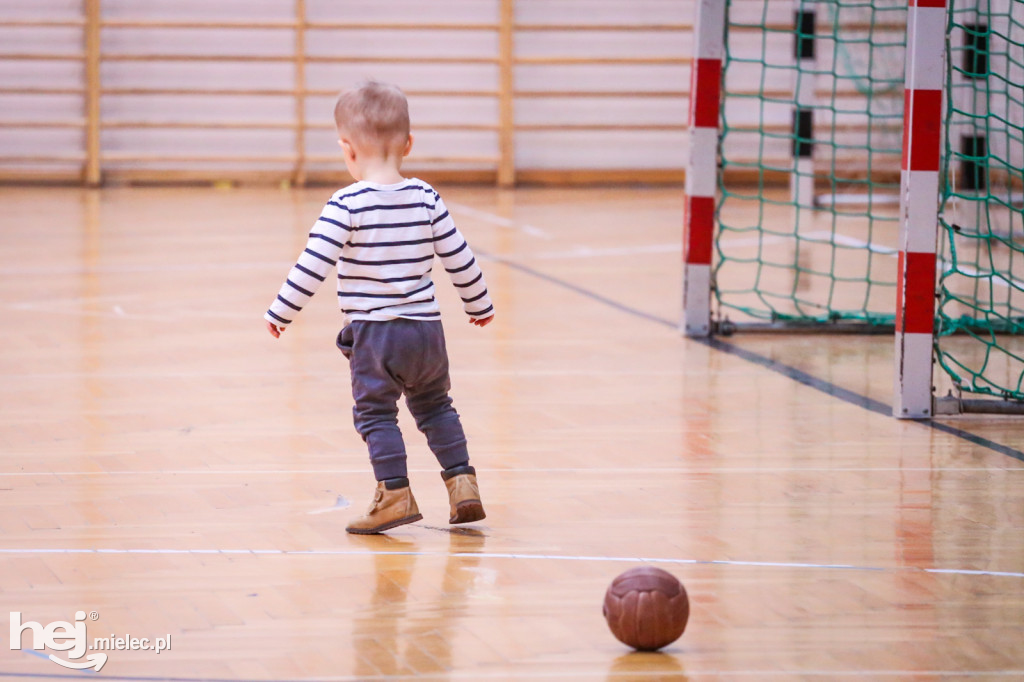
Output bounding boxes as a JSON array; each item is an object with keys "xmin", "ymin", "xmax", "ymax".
[{"xmin": 265, "ymin": 178, "xmax": 493, "ymax": 328}]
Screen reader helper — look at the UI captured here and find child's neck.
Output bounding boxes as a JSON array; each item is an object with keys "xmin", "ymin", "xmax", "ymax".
[{"xmin": 356, "ymin": 157, "xmax": 405, "ymax": 185}]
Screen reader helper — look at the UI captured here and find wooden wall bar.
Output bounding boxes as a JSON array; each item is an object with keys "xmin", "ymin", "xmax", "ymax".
[{"xmin": 0, "ymin": 1, "xmax": 900, "ymax": 186}]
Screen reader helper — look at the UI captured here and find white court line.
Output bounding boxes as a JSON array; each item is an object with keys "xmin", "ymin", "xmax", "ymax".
[
  {"xmin": 942, "ymin": 259, "xmax": 1024, "ymax": 290},
  {"xmin": 721, "ymin": 229, "xmax": 1024, "ymax": 290},
  {"xmin": 718, "ymin": 231, "xmax": 898, "ymax": 255},
  {"xmin": 527, "ymin": 243, "xmax": 680, "ymax": 260},
  {"xmin": 802, "ymin": 230, "xmax": 898, "ymax": 255},
  {"xmin": 446, "ymin": 201, "xmax": 552, "ymax": 240},
  {"xmin": 9, "ymin": 293, "xmax": 143, "ymax": 308},
  {"xmin": 0, "ymin": 466, "xmax": 1019, "ymax": 477},
  {"xmin": 0, "ymin": 368, "xmax": 689, "ymax": 380},
  {"xmin": 4, "ymin": 303, "xmax": 171, "ymax": 322},
  {"xmin": 7, "ymin": 668, "xmax": 1020, "ymax": 680},
  {"xmin": 801, "ymin": 230, "xmax": 1024, "ymax": 289},
  {"xmin": 0, "ymin": 547, "xmax": 1020, "ymax": 579},
  {"xmin": 0, "ymin": 261, "xmax": 288, "ymax": 276},
  {"xmin": 717, "ymin": 234, "xmax": 803, "ymax": 248},
  {"xmin": 429, "ymin": 672, "xmax": 1024, "ymax": 679},
  {"xmin": 5, "ymin": 302, "xmax": 257, "ymax": 322}
]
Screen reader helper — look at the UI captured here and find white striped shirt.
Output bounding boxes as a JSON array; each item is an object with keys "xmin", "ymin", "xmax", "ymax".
[{"xmin": 265, "ymin": 179, "xmax": 493, "ymax": 328}]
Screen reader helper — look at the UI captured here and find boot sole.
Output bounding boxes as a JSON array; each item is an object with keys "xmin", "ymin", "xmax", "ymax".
[
  {"xmin": 346, "ymin": 513, "xmax": 423, "ymax": 535},
  {"xmin": 450, "ymin": 500, "xmax": 486, "ymax": 524}
]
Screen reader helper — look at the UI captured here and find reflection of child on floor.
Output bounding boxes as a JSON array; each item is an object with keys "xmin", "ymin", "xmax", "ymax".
[{"xmin": 264, "ymin": 81, "xmax": 493, "ymax": 534}]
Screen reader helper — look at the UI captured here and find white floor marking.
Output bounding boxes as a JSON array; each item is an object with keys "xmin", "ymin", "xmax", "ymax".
[
  {"xmin": 718, "ymin": 227, "xmax": 1024, "ymax": 292},
  {"xmin": 307, "ymin": 494, "xmax": 351, "ymax": 514},
  {"xmin": 801, "ymin": 230, "xmax": 898, "ymax": 255},
  {"xmin": 0, "ymin": 261, "xmax": 289, "ymax": 276},
  {"xmin": 718, "ymin": 231, "xmax": 898, "ymax": 255},
  {"xmin": 6, "ymin": 301, "xmax": 257, "ymax": 322},
  {"xmin": 445, "ymin": 201, "xmax": 552, "ymax": 239},
  {"xmin": 0, "ymin": 547, "xmax": 1019, "ymax": 579},
  {"xmin": 9, "ymin": 293, "xmax": 143, "ymax": 308},
  {"xmin": 529, "ymin": 243, "xmax": 680, "ymax": 260},
  {"xmin": 0, "ymin": 466, "xmax": 1018, "ymax": 477},
  {"xmin": 1, "ymin": 367, "xmax": 688, "ymax": 379},
  {"xmin": 941, "ymin": 259, "xmax": 1024, "ymax": 290},
  {"xmin": 717, "ymin": 234, "xmax": 803, "ymax": 248}
]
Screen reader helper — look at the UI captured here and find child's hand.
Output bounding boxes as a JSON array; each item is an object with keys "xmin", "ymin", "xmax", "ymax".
[
  {"xmin": 470, "ymin": 314, "xmax": 494, "ymax": 328},
  {"xmin": 266, "ymin": 320, "xmax": 284, "ymax": 338}
]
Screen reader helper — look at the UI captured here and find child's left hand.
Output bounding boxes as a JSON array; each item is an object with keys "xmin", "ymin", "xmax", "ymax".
[
  {"xmin": 470, "ymin": 314, "xmax": 494, "ymax": 327},
  {"xmin": 266, "ymin": 321, "xmax": 284, "ymax": 338}
]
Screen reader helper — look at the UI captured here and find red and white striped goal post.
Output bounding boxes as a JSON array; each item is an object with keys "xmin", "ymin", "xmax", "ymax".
[
  {"xmin": 683, "ymin": 0, "xmax": 725, "ymax": 338},
  {"xmin": 895, "ymin": 0, "xmax": 947, "ymax": 418}
]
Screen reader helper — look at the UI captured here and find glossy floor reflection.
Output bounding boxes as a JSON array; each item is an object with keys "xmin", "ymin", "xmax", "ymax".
[{"xmin": 0, "ymin": 186, "xmax": 1021, "ymax": 680}]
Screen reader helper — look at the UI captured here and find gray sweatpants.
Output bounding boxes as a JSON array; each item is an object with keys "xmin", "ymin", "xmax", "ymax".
[{"xmin": 336, "ymin": 318, "xmax": 471, "ymax": 481}]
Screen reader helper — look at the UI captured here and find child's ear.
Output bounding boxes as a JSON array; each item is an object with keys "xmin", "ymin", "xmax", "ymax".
[
  {"xmin": 403, "ymin": 134, "xmax": 414, "ymax": 158},
  {"xmin": 338, "ymin": 138, "xmax": 355, "ymax": 161}
]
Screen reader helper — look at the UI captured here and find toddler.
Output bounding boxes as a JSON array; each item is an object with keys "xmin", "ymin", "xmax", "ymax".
[{"xmin": 265, "ymin": 81, "xmax": 494, "ymax": 534}]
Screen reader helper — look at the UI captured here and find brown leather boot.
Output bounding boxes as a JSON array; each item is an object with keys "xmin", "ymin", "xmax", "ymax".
[
  {"xmin": 345, "ymin": 478, "xmax": 422, "ymax": 535},
  {"xmin": 442, "ymin": 465, "xmax": 486, "ymax": 524}
]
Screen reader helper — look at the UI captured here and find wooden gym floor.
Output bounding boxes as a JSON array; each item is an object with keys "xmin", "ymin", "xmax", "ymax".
[{"xmin": 0, "ymin": 184, "xmax": 1022, "ymax": 680}]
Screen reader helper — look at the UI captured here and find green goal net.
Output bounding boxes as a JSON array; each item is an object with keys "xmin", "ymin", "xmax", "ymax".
[
  {"xmin": 715, "ymin": 0, "xmax": 906, "ymax": 329},
  {"xmin": 936, "ymin": 3, "xmax": 1024, "ymax": 401},
  {"xmin": 714, "ymin": 0, "xmax": 1024, "ymax": 403}
]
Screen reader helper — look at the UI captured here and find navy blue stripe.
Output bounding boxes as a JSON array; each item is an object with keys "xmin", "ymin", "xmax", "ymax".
[
  {"xmin": 309, "ymin": 231, "xmax": 346, "ymax": 249},
  {"xmin": 294, "ymin": 263, "xmax": 325, "ymax": 282},
  {"xmin": 335, "ymin": 184, "xmax": 429, "ymax": 203},
  {"xmin": 266, "ymin": 309, "xmax": 291, "ymax": 324},
  {"xmin": 454, "ymin": 272, "xmax": 483, "ymax": 289},
  {"xmin": 468, "ymin": 304, "xmax": 493, "ymax": 317},
  {"xmin": 349, "ymin": 236, "xmax": 436, "ymax": 248},
  {"xmin": 276, "ymin": 294, "xmax": 301, "ymax": 311},
  {"xmin": 438, "ymin": 241, "xmax": 467, "ymax": 259},
  {"xmin": 349, "ymin": 202, "xmax": 435, "ymax": 215},
  {"xmin": 461, "ymin": 289, "xmax": 488, "ymax": 304},
  {"xmin": 342, "ymin": 296, "xmax": 435, "ymax": 315},
  {"xmin": 433, "ymin": 227, "xmax": 457, "ymax": 242},
  {"xmin": 402, "ymin": 311, "xmax": 442, "ymax": 318},
  {"xmin": 285, "ymin": 278, "xmax": 313, "ymax": 297},
  {"xmin": 335, "ymin": 187, "xmax": 376, "ymax": 201},
  {"xmin": 445, "ymin": 256, "xmax": 476, "ymax": 274},
  {"xmin": 303, "ymin": 248, "xmax": 335, "ymax": 266},
  {"xmin": 353, "ymin": 219, "xmax": 431, "ymax": 230},
  {"xmin": 477, "ymin": 249, "xmax": 1024, "ymax": 464},
  {"xmin": 431, "ymin": 209, "xmax": 450, "ymax": 225},
  {"xmin": 339, "ymin": 273, "xmax": 426, "ymax": 284},
  {"xmin": 317, "ymin": 216, "xmax": 352, "ymax": 231},
  {"xmin": 339, "ymin": 254, "xmax": 434, "ymax": 266},
  {"xmin": 338, "ymin": 282, "xmax": 434, "ymax": 300}
]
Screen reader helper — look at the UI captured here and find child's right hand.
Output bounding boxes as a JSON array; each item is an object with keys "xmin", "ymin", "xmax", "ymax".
[
  {"xmin": 266, "ymin": 320, "xmax": 284, "ymax": 338},
  {"xmin": 470, "ymin": 314, "xmax": 494, "ymax": 328}
]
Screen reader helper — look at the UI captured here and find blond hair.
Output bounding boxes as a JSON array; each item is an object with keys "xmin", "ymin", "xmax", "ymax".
[{"xmin": 334, "ymin": 81, "xmax": 410, "ymax": 155}]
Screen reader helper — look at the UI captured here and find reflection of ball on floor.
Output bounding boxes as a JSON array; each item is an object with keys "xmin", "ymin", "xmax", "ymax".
[{"xmin": 603, "ymin": 566, "xmax": 690, "ymax": 651}]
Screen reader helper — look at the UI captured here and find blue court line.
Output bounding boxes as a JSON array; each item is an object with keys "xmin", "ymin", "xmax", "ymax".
[
  {"xmin": 698, "ymin": 336, "xmax": 1024, "ymax": 464},
  {"xmin": 20, "ymin": 650, "xmax": 96, "ymax": 675},
  {"xmin": 2, "ymin": 673, "xmax": 219, "ymax": 682},
  {"xmin": 480, "ymin": 251, "xmax": 1024, "ymax": 464}
]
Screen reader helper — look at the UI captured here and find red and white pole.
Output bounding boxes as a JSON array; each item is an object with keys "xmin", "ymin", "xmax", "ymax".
[
  {"xmin": 683, "ymin": 0, "xmax": 725, "ymax": 337},
  {"xmin": 895, "ymin": 0, "xmax": 946, "ymax": 418}
]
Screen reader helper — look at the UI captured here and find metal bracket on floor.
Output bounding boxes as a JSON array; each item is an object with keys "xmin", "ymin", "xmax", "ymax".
[{"xmin": 934, "ymin": 392, "xmax": 1024, "ymax": 415}]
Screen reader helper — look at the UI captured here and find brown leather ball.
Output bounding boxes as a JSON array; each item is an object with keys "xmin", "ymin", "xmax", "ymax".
[{"xmin": 602, "ymin": 566, "xmax": 689, "ymax": 651}]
